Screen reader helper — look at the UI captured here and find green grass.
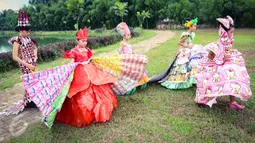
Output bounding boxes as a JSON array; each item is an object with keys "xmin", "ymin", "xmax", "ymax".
[
  {"xmin": 8, "ymin": 29, "xmax": 255, "ymax": 143},
  {"xmin": 0, "ymin": 30, "xmax": 156, "ymax": 89}
]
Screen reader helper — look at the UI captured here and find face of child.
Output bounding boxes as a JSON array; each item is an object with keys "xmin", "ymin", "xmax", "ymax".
[
  {"xmin": 124, "ymin": 32, "xmax": 131, "ymax": 40},
  {"xmin": 190, "ymin": 24, "xmax": 197, "ymax": 31},
  {"xmin": 227, "ymin": 27, "xmax": 235, "ymax": 37},
  {"xmin": 19, "ymin": 30, "xmax": 30, "ymax": 37},
  {"xmin": 77, "ymin": 39, "xmax": 87, "ymax": 48}
]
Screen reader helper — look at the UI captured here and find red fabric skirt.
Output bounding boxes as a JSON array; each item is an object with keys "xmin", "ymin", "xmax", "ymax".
[{"xmin": 56, "ymin": 63, "xmax": 118, "ymax": 127}]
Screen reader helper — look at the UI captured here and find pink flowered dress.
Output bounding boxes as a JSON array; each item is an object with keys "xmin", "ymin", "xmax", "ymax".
[{"xmin": 195, "ymin": 26, "xmax": 252, "ymax": 107}]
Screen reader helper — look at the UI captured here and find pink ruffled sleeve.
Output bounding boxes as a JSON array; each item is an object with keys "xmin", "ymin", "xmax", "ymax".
[{"xmin": 8, "ymin": 36, "xmax": 20, "ymax": 45}]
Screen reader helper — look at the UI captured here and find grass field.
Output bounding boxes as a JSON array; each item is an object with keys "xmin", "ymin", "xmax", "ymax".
[{"xmin": 8, "ymin": 29, "xmax": 255, "ymax": 143}]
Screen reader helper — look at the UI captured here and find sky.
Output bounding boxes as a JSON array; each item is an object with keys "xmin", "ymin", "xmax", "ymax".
[{"xmin": 0, "ymin": 0, "xmax": 29, "ymax": 11}]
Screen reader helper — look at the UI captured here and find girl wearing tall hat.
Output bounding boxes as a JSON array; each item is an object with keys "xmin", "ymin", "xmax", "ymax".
[{"xmin": 2, "ymin": 9, "xmax": 38, "ymax": 115}]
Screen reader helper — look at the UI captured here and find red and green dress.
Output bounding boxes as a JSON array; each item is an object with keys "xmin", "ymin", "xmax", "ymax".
[
  {"xmin": 18, "ymin": 45, "xmax": 147, "ymax": 128},
  {"xmin": 56, "ymin": 46, "xmax": 118, "ymax": 127}
]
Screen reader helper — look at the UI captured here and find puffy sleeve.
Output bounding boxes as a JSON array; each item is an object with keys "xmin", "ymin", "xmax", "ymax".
[
  {"xmin": 204, "ymin": 42, "xmax": 225, "ymax": 65},
  {"xmin": 8, "ymin": 36, "xmax": 20, "ymax": 45},
  {"xmin": 180, "ymin": 32, "xmax": 190, "ymax": 39},
  {"xmin": 64, "ymin": 49, "xmax": 76, "ymax": 59}
]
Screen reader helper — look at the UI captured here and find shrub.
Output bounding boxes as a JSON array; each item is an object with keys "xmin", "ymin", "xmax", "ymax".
[
  {"xmin": 0, "ymin": 31, "xmax": 139, "ymax": 73},
  {"xmin": 94, "ymin": 28, "xmax": 105, "ymax": 33}
]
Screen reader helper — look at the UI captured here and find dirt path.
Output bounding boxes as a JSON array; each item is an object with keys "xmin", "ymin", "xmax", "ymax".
[
  {"xmin": 132, "ymin": 30, "xmax": 175, "ymax": 54},
  {"xmin": 0, "ymin": 30, "xmax": 175, "ymax": 142}
]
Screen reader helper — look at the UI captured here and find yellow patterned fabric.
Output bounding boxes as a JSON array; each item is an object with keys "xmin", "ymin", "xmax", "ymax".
[
  {"xmin": 168, "ymin": 74, "xmax": 188, "ymax": 82},
  {"xmin": 91, "ymin": 51, "xmax": 148, "ymax": 95},
  {"xmin": 92, "ymin": 52, "xmax": 123, "ymax": 77}
]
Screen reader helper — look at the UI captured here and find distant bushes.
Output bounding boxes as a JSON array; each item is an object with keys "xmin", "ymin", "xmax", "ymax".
[{"xmin": 0, "ymin": 30, "xmax": 139, "ymax": 73}]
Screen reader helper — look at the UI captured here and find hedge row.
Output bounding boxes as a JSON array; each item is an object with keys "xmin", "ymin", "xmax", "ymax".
[{"xmin": 0, "ymin": 31, "xmax": 139, "ymax": 73}]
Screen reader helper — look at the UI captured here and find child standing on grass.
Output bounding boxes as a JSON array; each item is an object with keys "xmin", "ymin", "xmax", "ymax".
[
  {"xmin": 150, "ymin": 17, "xmax": 207, "ymax": 89},
  {"xmin": 54, "ymin": 27, "xmax": 119, "ymax": 127},
  {"xmin": 1, "ymin": 9, "xmax": 38, "ymax": 115},
  {"xmin": 115, "ymin": 22, "xmax": 149, "ymax": 95},
  {"xmin": 194, "ymin": 16, "xmax": 252, "ymax": 109}
]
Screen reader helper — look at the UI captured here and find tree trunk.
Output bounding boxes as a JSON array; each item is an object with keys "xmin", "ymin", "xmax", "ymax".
[
  {"xmin": 146, "ymin": 19, "xmax": 148, "ymax": 29},
  {"xmin": 77, "ymin": 15, "xmax": 80, "ymax": 30}
]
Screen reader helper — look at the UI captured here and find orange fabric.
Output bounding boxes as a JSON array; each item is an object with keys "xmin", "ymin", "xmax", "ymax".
[
  {"xmin": 67, "ymin": 64, "xmax": 90, "ymax": 98},
  {"xmin": 137, "ymin": 75, "xmax": 149, "ymax": 86},
  {"xmin": 56, "ymin": 83, "xmax": 117, "ymax": 127},
  {"xmin": 67, "ymin": 63, "xmax": 117, "ymax": 98},
  {"xmin": 84, "ymin": 63, "xmax": 118, "ymax": 86},
  {"xmin": 56, "ymin": 46, "xmax": 118, "ymax": 127}
]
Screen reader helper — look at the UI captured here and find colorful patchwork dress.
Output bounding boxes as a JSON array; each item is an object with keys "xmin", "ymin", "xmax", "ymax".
[
  {"xmin": 119, "ymin": 43, "xmax": 149, "ymax": 90},
  {"xmin": 92, "ymin": 49, "xmax": 148, "ymax": 95},
  {"xmin": 55, "ymin": 46, "xmax": 118, "ymax": 127},
  {"xmin": 150, "ymin": 32, "xmax": 207, "ymax": 89},
  {"xmin": 194, "ymin": 26, "xmax": 252, "ymax": 107},
  {"xmin": 19, "ymin": 45, "xmax": 147, "ymax": 128}
]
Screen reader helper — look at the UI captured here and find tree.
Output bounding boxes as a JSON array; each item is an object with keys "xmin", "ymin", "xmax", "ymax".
[
  {"xmin": 113, "ymin": 1, "xmax": 128, "ymax": 22},
  {"xmin": 136, "ymin": 10, "xmax": 151, "ymax": 29},
  {"xmin": 88, "ymin": 0, "xmax": 118, "ymax": 29},
  {"xmin": 0, "ymin": 9, "xmax": 17, "ymax": 30},
  {"xmin": 1, "ymin": 0, "xmax": 255, "ymax": 31},
  {"xmin": 66, "ymin": 0, "xmax": 85, "ymax": 30}
]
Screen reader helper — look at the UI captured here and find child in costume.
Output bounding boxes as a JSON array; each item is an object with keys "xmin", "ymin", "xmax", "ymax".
[
  {"xmin": 18, "ymin": 27, "xmax": 147, "ymax": 128},
  {"xmin": 195, "ymin": 16, "xmax": 252, "ymax": 109},
  {"xmin": 149, "ymin": 17, "xmax": 206, "ymax": 89},
  {"xmin": 115, "ymin": 22, "xmax": 149, "ymax": 94},
  {"xmin": 1, "ymin": 9, "xmax": 38, "ymax": 115},
  {"xmin": 55, "ymin": 28, "xmax": 118, "ymax": 127},
  {"xmin": 19, "ymin": 28, "xmax": 118, "ymax": 127}
]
